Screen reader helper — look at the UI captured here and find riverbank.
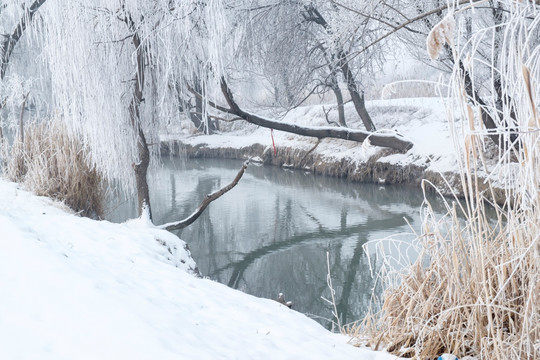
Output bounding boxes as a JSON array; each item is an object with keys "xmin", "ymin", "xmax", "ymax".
[
  {"xmin": 161, "ymin": 98, "xmax": 506, "ymax": 202},
  {"xmin": 0, "ymin": 178, "xmax": 401, "ymax": 359}
]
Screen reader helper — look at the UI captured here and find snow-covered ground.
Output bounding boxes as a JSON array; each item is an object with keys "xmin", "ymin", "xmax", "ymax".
[{"xmin": 0, "ymin": 179, "xmax": 399, "ymax": 360}]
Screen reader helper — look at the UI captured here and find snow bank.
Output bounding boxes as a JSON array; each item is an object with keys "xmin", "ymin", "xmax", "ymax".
[
  {"xmin": 167, "ymin": 98, "xmax": 458, "ymax": 175},
  {"xmin": 0, "ymin": 180, "xmax": 397, "ymax": 360}
]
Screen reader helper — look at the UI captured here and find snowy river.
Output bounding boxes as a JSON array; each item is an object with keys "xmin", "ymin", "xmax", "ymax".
[{"xmin": 108, "ymin": 157, "xmax": 434, "ymax": 329}]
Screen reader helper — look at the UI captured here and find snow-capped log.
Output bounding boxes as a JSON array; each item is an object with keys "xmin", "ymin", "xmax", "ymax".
[
  {"xmin": 158, "ymin": 160, "xmax": 249, "ymax": 231},
  {"xmin": 215, "ymin": 78, "xmax": 413, "ymax": 153}
]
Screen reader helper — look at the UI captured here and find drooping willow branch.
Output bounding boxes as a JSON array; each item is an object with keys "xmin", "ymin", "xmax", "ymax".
[
  {"xmin": 1, "ymin": 0, "xmax": 47, "ymax": 79},
  {"xmin": 158, "ymin": 160, "xmax": 249, "ymax": 231},
  {"xmin": 0, "ymin": 0, "xmax": 47, "ymax": 115}
]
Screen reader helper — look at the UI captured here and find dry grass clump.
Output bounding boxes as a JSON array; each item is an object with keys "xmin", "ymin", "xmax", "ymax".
[
  {"xmin": 353, "ymin": 115, "xmax": 540, "ymax": 358},
  {"xmin": 356, "ymin": 189, "xmax": 539, "ymax": 359},
  {"xmin": 350, "ymin": 3, "xmax": 540, "ymax": 359},
  {"xmin": 2, "ymin": 119, "xmax": 104, "ymax": 218}
]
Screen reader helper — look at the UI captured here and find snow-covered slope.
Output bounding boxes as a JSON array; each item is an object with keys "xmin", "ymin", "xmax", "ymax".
[{"xmin": 0, "ymin": 180, "xmax": 397, "ymax": 360}]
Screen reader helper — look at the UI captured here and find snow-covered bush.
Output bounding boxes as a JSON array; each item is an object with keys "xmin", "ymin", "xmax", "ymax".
[
  {"xmin": 3, "ymin": 119, "xmax": 104, "ymax": 218},
  {"xmin": 354, "ymin": 2, "xmax": 540, "ymax": 358}
]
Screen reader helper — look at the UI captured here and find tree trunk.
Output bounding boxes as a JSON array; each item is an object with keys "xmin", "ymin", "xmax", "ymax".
[
  {"xmin": 185, "ymin": 79, "xmax": 218, "ymax": 135},
  {"xmin": 134, "ymin": 126, "xmax": 151, "ymax": 218},
  {"xmin": 127, "ymin": 18, "xmax": 152, "ymax": 220},
  {"xmin": 217, "ymin": 78, "xmax": 413, "ymax": 153},
  {"xmin": 194, "ymin": 80, "xmax": 217, "ymax": 135},
  {"xmin": 329, "ymin": 73, "xmax": 347, "ymax": 127},
  {"xmin": 338, "ymin": 54, "xmax": 375, "ymax": 131},
  {"xmin": 459, "ymin": 60, "xmax": 519, "ymax": 151}
]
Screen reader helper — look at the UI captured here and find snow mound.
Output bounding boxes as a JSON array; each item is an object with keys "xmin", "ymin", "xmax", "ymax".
[{"xmin": 0, "ymin": 180, "xmax": 393, "ymax": 359}]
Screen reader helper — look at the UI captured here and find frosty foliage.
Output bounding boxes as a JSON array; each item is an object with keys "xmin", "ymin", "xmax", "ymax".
[
  {"xmin": 230, "ymin": 0, "xmax": 386, "ymax": 112},
  {"xmin": 359, "ymin": 1, "xmax": 540, "ymax": 358},
  {"xmin": 2, "ymin": 1, "xmax": 231, "ymax": 194}
]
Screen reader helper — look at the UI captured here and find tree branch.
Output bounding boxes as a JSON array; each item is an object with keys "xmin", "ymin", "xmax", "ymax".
[
  {"xmin": 347, "ymin": 0, "xmax": 485, "ymax": 62},
  {"xmin": 459, "ymin": 60, "xmax": 519, "ymax": 151},
  {"xmin": 159, "ymin": 160, "xmax": 249, "ymax": 231},
  {"xmin": 1, "ymin": 0, "xmax": 47, "ymax": 79},
  {"xmin": 329, "ymin": 0, "xmax": 423, "ymax": 34},
  {"xmin": 19, "ymin": 91, "xmax": 29, "ymax": 143},
  {"xmin": 218, "ymin": 78, "xmax": 413, "ymax": 153}
]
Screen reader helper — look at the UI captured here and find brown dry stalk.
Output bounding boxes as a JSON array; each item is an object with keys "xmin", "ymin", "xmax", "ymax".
[{"xmin": 3, "ymin": 119, "xmax": 105, "ymax": 217}]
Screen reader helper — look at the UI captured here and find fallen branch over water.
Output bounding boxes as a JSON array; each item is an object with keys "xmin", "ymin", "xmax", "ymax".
[
  {"xmin": 188, "ymin": 79, "xmax": 414, "ymax": 153},
  {"xmin": 158, "ymin": 160, "xmax": 249, "ymax": 231}
]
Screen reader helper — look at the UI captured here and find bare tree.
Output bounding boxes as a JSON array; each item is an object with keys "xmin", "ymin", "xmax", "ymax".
[{"xmin": 302, "ymin": 3, "xmax": 378, "ymax": 131}]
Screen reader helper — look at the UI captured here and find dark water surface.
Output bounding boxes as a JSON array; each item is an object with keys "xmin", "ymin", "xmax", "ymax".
[{"xmin": 108, "ymin": 157, "xmax": 431, "ymax": 328}]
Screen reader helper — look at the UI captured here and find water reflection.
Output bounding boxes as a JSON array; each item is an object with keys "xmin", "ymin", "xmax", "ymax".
[{"xmin": 109, "ymin": 157, "xmax": 430, "ymax": 328}]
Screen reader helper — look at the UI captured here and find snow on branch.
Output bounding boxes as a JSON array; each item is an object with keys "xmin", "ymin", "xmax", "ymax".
[
  {"xmin": 214, "ymin": 77, "xmax": 413, "ymax": 153},
  {"xmin": 158, "ymin": 160, "xmax": 249, "ymax": 231}
]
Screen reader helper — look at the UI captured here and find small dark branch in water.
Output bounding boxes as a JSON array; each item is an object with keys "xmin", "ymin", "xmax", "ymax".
[
  {"xmin": 299, "ymin": 139, "xmax": 321, "ymax": 167},
  {"xmin": 159, "ymin": 160, "xmax": 249, "ymax": 231}
]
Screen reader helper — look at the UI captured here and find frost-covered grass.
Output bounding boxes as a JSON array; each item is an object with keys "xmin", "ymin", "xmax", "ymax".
[{"xmin": 353, "ymin": 2, "xmax": 540, "ymax": 359}]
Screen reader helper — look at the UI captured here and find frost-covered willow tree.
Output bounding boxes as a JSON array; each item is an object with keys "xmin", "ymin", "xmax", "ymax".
[
  {"xmin": 27, "ymin": 0, "xmax": 232, "ymax": 219},
  {"xmin": 0, "ymin": 0, "xmax": 48, "ymax": 135}
]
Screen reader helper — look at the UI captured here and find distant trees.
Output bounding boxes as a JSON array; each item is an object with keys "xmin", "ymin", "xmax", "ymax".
[
  {"xmin": 3, "ymin": 0, "xmax": 535, "ymax": 222},
  {"xmin": 232, "ymin": 0, "xmax": 385, "ymax": 131},
  {"xmin": 381, "ymin": 0, "xmax": 533, "ymax": 150}
]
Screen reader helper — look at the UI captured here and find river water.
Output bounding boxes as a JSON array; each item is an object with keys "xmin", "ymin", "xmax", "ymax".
[{"xmin": 107, "ymin": 157, "xmax": 433, "ymax": 329}]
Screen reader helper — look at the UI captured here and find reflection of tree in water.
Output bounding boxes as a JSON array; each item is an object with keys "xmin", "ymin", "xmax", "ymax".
[
  {"xmin": 148, "ymin": 158, "xmax": 425, "ymax": 328},
  {"xmin": 212, "ymin": 213, "xmax": 411, "ymax": 329},
  {"xmin": 157, "ymin": 173, "xmax": 227, "ymax": 273}
]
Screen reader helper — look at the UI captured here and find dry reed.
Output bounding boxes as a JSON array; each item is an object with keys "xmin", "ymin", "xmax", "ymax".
[
  {"xmin": 351, "ymin": 3, "xmax": 540, "ymax": 359},
  {"xmin": 2, "ymin": 119, "xmax": 105, "ymax": 218}
]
